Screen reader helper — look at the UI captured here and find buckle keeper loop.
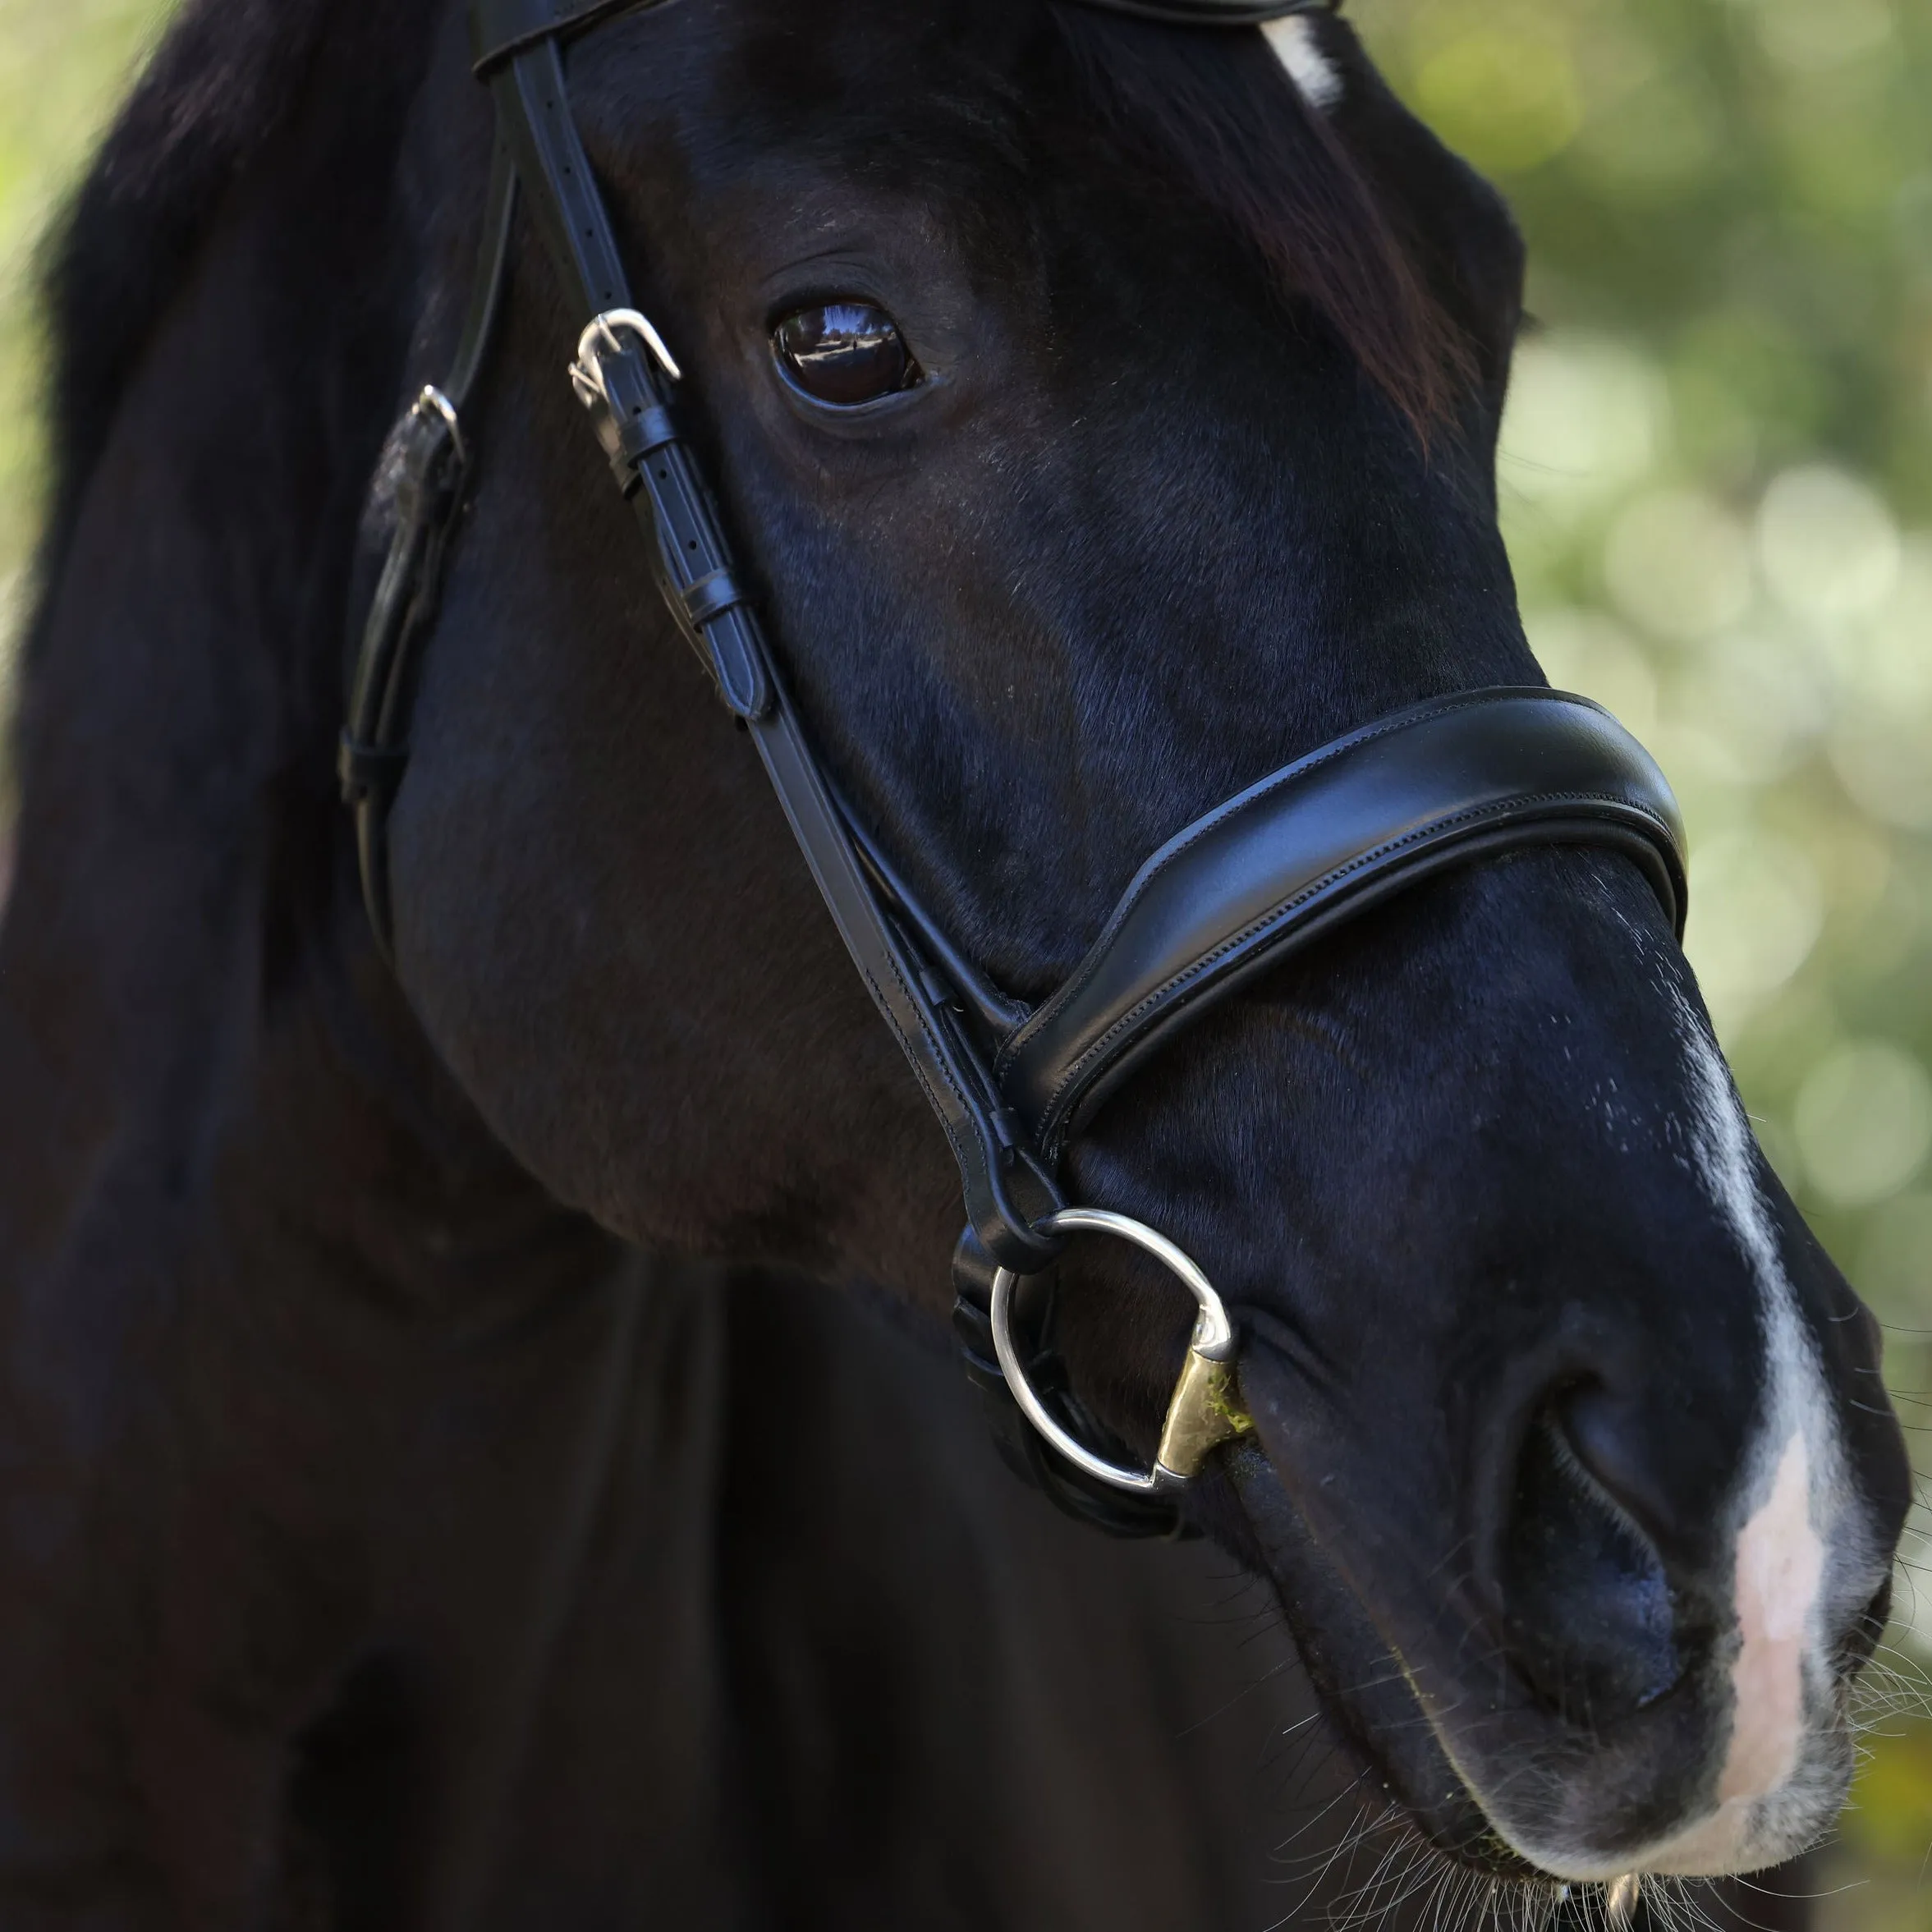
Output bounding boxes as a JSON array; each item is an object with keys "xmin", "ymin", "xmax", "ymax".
[{"xmin": 337, "ymin": 735, "xmax": 411, "ymax": 807}]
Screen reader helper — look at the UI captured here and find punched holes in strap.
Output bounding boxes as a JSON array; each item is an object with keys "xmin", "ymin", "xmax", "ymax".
[{"xmin": 608, "ymin": 403, "xmax": 681, "ymax": 493}]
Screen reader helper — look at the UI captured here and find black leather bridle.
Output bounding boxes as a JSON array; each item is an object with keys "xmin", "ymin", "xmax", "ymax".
[{"xmin": 342, "ymin": 0, "xmax": 1688, "ymax": 1537}]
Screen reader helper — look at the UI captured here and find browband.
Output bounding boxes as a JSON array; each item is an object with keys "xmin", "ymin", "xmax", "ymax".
[
  {"xmin": 1062, "ymin": 0, "xmax": 1336, "ymax": 18},
  {"xmin": 346, "ymin": 0, "xmax": 1690, "ymax": 1536},
  {"xmin": 469, "ymin": 0, "xmax": 1338, "ymax": 75}
]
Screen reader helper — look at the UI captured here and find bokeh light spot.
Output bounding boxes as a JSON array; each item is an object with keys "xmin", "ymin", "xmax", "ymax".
[
  {"xmin": 1857, "ymin": 1191, "xmax": 1932, "ymax": 1330},
  {"xmin": 1414, "ymin": 30, "xmax": 1583, "ymax": 175},
  {"xmin": 1733, "ymin": 0, "xmax": 1896, "ymax": 73},
  {"xmin": 1792, "ymin": 1039, "xmax": 1932, "ymax": 1209},
  {"xmin": 1500, "ymin": 339, "xmax": 1668, "ymax": 513},
  {"xmin": 1678, "ymin": 626, "xmax": 1827, "ymax": 782},
  {"xmin": 1828, "ymin": 714, "xmax": 1932, "ymax": 831},
  {"xmin": 1524, "ymin": 609, "xmax": 1658, "ymax": 734},
  {"xmin": 1603, "ymin": 490, "xmax": 1753, "ymax": 644},
  {"xmin": 1756, "ymin": 465, "xmax": 1902, "ymax": 621},
  {"xmin": 1684, "ymin": 828, "xmax": 1824, "ymax": 1026}
]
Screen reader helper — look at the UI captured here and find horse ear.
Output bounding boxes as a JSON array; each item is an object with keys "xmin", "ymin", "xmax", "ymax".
[{"xmin": 1261, "ymin": 15, "xmax": 1343, "ymax": 111}]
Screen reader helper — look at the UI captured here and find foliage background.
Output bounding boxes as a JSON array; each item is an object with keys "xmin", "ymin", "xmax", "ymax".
[
  {"xmin": 1347, "ymin": 0, "xmax": 1932, "ymax": 1920},
  {"xmin": 0, "ymin": 0, "xmax": 1926, "ymax": 1921}
]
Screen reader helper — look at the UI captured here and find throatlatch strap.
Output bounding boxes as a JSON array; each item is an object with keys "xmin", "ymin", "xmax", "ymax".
[{"xmin": 339, "ymin": 129, "xmax": 518, "ymax": 963}]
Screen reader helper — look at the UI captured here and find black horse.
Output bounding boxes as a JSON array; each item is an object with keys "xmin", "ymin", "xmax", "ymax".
[{"xmin": 0, "ymin": 0, "xmax": 1910, "ymax": 1924}]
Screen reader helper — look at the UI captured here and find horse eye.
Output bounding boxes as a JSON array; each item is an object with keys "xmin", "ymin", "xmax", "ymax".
[{"xmin": 773, "ymin": 301, "xmax": 920, "ymax": 407}]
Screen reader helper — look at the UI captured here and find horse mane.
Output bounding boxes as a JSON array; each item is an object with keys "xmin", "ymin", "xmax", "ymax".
[
  {"xmin": 21, "ymin": 0, "xmax": 338, "ymax": 683},
  {"xmin": 1052, "ymin": 7, "xmax": 1476, "ymax": 439}
]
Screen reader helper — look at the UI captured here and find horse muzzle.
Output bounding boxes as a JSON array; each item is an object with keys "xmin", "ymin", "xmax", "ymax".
[{"xmin": 1232, "ymin": 1303, "xmax": 1897, "ymax": 1886}]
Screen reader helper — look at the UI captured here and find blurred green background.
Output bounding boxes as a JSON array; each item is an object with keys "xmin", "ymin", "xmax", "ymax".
[
  {"xmin": 0, "ymin": 0, "xmax": 1925, "ymax": 1920},
  {"xmin": 1347, "ymin": 0, "xmax": 1932, "ymax": 1919}
]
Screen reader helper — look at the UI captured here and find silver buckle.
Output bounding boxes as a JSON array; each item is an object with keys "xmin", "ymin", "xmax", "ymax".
[
  {"xmin": 990, "ymin": 1209, "xmax": 1252, "ymax": 1496},
  {"xmin": 568, "ymin": 307, "xmax": 681, "ymax": 409},
  {"xmin": 411, "ymin": 384, "xmax": 466, "ymax": 470}
]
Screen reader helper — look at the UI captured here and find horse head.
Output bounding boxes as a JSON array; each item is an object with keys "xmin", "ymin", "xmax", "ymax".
[{"xmin": 374, "ymin": 0, "xmax": 1910, "ymax": 1888}]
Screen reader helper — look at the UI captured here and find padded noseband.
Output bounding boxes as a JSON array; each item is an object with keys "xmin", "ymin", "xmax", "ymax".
[{"xmin": 1002, "ymin": 690, "xmax": 1683, "ymax": 1159}]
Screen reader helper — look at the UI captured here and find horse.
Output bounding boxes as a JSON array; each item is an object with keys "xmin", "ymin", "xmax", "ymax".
[{"xmin": 0, "ymin": 0, "xmax": 1910, "ymax": 1922}]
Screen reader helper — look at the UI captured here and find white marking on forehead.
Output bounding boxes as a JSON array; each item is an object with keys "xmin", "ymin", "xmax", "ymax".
[{"xmin": 1263, "ymin": 16, "xmax": 1342, "ymax": 110}]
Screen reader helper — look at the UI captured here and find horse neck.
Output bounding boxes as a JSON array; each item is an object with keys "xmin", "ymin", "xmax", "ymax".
[{"xmin": 0, "ymin": 0, "xmax": 594, "ymax": 1315}]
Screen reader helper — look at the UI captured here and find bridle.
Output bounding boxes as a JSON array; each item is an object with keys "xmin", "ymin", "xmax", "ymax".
[{"xmin": 342, "ymin": 0, "xmax": 1688, "ymax": 1538}]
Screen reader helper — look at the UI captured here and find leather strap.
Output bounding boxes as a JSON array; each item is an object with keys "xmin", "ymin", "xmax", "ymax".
[
  {"xmin": 470, "ymin": 0, "xmax": 1337, "ymax": 76},
  {"xmin": 1000, "ymin": 691, "xmax": 1686, "ymax": 1157},
  {"xmin": 443, "ymin": 131, "xmax": 521, "ymax": 412},
  {"xmin": 340, "ymin": 130, "xmax": 518, "ymax": 961},
  {"xmin": 487, "ymin": 39, "xmax": 1070, "ymax": 1273}
]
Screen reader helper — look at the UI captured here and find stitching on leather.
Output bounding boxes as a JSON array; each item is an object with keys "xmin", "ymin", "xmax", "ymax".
[
  {"xmin": 860, "ymin": 951, "xmax": 983, "ymax": 1179},
  {"xmin": 1030, "ymin": 792, "xmax": 1674, "ymax": 1153},
  {"xmin": 996, "ymin": 691, "xmax": 1590, "ymax": 1077}
]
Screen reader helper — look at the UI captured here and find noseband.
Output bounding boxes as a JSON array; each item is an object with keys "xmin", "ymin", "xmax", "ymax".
[{"xmin": 342, "ymin": 0, "xmax": 1687, "ymax": 1537}]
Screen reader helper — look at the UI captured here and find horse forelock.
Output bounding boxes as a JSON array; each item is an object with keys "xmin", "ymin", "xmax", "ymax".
[{"xmin": 1049, "ymin": 3, "xmax": 1483, "ymax": 439}]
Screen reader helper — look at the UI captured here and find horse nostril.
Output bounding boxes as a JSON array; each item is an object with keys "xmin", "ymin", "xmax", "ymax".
[{"xmin": 1498, "ymin": 1395, "xmax": 1684, "ymax": 1728}]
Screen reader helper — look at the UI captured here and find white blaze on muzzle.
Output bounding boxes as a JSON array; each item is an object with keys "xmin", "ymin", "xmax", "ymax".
[
  {"xmin": 1463, "ymin": 987, "xmax": 1868, "ymax": 1884},
  {"xmin": 1612, "ymin": 1000, "xmax": 1852, "ymax": 1877},
  {"xmin": 1726, "ymin": 1431, "xmax": 1824, "ymax": 1806}
]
